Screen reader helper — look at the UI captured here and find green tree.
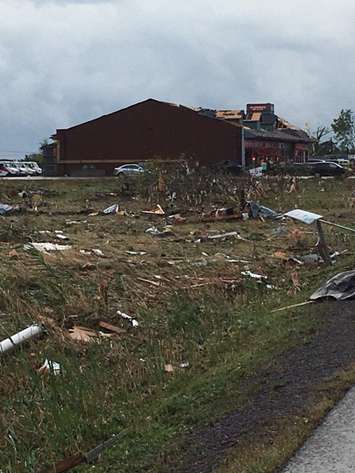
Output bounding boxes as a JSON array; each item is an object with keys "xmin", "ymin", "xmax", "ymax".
[
  {"xmin": 331, "ymin": 109, "xmax": 355, "ymax": 152},
  {"xmin": 23, "ymin": 139, "xmax": 49, "ymax": 164}
]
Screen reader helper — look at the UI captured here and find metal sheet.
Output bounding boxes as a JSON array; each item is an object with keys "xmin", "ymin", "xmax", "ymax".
[{"xmin": 284, "ymin": 209, "xmax": 323, "ymax": 225}]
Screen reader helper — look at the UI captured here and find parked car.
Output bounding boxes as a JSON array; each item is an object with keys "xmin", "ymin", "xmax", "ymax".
[
  {"xmin": 113, "ymin": 164, "xmax": 144, "ymax": 176},
  {"xmin": 3, "ymin": 163, "xmax": 20, "ymax": 176},
  {"xmin": 307, "ymin": 158, "xmax": 326, "ymax": 164},
  {"xmin": 25, "ymin": 162, "xmax": 42, "ymax": 175},
  {"xmin": 19, "ymin": 162, "xmax": 40, "ymax": 176},
  {"xmin": 332, "ymin": 158, "xmax": 351, "ymax": 169},
  {"xmin": 13, "ymin": 162, "xmax": 34, "ymax": 176},
  {"xmin": 0, "ymin": 164, "xmax": 8, "ymax": 177},
  {"xmin": 309, "ymin": 161, "xmax": 346, "ymax": 176}
]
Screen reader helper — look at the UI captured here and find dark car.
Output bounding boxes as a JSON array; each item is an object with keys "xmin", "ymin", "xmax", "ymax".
[
  {"xmin": 308, "ymin": 161, "xmax": 346, "ymax": 176},
  {"xmin": 307, "ymin": 158, "xmax": 326, "ymax": 164}
]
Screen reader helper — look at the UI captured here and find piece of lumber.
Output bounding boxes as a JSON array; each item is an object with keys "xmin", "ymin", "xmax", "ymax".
[
  {"xmin": 272, "ymin": 300, "xmax": 314, "ymax": 313},
  {"xmin": 39, "ymin": 454, "xmax": 83, "ymax": 473},
  {"xmin": 98, "ymin": 321, "xmax": 127, "ymax": 335}
]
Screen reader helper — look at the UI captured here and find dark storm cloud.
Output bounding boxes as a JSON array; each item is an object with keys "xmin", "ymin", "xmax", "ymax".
[{"xmin": 0, "ymin": 0, "xmax": 354, "ymax": 154}]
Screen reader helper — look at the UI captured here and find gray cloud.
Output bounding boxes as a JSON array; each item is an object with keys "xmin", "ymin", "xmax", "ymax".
[{"xmin": 0, "ymin": 0, "xmax": 354, "ymax": 154}]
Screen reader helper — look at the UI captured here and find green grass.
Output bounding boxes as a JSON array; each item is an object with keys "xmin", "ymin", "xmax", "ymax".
[{"xmin": 0, "ymin": 175, "xmax": 354, "ymax": 472}]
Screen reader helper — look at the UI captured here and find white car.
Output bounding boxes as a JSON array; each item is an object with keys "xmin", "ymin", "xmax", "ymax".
[
  {"xmin": 113, "ymin": 164, "xmax": 144, "ymax": 176},
  {"xmin": 3, "ymin": 163, "xmax": 19, "ymax": 176},
  {"xmin": 26, "ymin": 162, "xmax": 42, "ymax": 175},
  {"xmin": 19, "ymin": 163, "xmax": 37, "ymax": 176},
  {"xmin": 0, "ymin": 165, "xmax": 8, "ymax": 177}
]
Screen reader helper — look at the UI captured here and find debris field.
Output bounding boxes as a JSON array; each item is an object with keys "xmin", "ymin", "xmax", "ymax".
[{"xmin": 0, "ymin": 171, "xmax": 354, "ymax": 473}]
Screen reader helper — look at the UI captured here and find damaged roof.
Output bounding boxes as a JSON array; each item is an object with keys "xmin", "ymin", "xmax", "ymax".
[
  {"xmin": 215, "ymin": 109, "xmax": 244, "ymax": 120},
  {"xmin": 244, "ymin": 127, "xmax": 313, "ymax": 144}
]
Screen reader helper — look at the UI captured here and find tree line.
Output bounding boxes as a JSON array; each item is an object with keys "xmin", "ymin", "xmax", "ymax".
[{"xmin": 313, "ymin": 109, "xmax": 355, "ymax": 156}]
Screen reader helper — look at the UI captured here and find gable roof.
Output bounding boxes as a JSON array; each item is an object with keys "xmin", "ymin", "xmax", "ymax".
[{"xmin": 55, "ymin": 98, "xmax": 242, "ymax": 136}]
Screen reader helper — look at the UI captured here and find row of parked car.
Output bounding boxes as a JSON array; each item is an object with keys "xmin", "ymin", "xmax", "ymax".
[
  {"xmin": 294, "ymin": 158, "xmax": 352, "ymax": 176},
  {"xmin": 113, "ymin": 160, "xmax": 351, "ymax": 179},
  {"xmin": 0, "ymin": 161, "xmax": 42, "ymax": 177}
]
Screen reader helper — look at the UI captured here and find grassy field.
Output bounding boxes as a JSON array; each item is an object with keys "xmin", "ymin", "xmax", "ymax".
[{"xmin": 0, "ymin": 172, "xmax": 354, "ymax": 472}]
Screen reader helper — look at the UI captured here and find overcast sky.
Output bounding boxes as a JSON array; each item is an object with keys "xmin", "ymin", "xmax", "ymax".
[{"xmin": 1, "ymin": 0, "xmax": 354, "ymax": 156}]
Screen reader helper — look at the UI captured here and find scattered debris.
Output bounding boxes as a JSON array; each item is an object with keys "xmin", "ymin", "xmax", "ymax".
[
  {"xmin": 272, "ymin": 300, "xmax": 314, "ymax": 313},
  {"xmin": 145, "ymin": 226, "xmax": 174, "ymax": 238},
  {"xmin": 167, "ymin": 213, "xmax": 186, "ymax": 224},
  {"xmin": 164, "ymin": 361, "xmax": 190, "ymax": 372},
  {"xmin": 289, "ymin": 271, "xmax": 301, "ymax": 294},
  {"xmin": 80, "ymin": 248, "xmax": 105, "ymax": 258},
  {"xmin": 103, "ymin": 204, "xmax": 119, "ymax": 215},
  {"xmin": 95, "ymin": 192, "xmax": 119, "ymax": 199},
  {"xmin": 55, "ymin": 231, "xmax": 69, "ymax": 241},
  {"xmin": 273, "ymin": 250, "xmax": 289, "ymax": 261},
  {"xmin": 246, "ymin": 201, "xmax": 280, "ymax": 220},
  {"xmin": 142, "ymin": 204, "xmax": 165, "ymax": 215},
  {"xmin": 98, "ymin": 321, "xmax": 127, "ymax": 335},
  {"xmin": 0, "ymin": 324, "xmax": 43, "ymax": 354},
  {"xmin": 215, "ymin": 207, "xmax": 235, "ymax": 218},
  {"xmin": 310, "ymin": 270, "xmax": 355, "ymax": 301},
  {"xmin": 249, "ymin": 166, "xmax": 263, "ymax": 177},
  {"xmin": 38, "ymin": 359, "xmax": 61, "ymax": 376},
  {"xmin": 8, "ymin": 249, "xmax": 19, "ymax": 259},
  {"xmin": 117, "ymin": 310, "xmax": 139, "ymax": 327},
  {"xmin": 288, "ymin": 177, "xmax": 299, "ymax": 193},
  {"xmin": 241, "ymin": 271, "xmax": 267, "ymax": 281},
  {"xmin": 0, "ymin": 204, "xmax": 15, "ymax": 215},
  {"xmin": 298, "ymin": 253, "xmax": 323, "ymax": 265},
  {"xmin": 39, "ymin": 435, "xmax": 120, "ymax": 473},
  {"xmin": 66, "ymin": 220, "xmax": 88, "ymax": 226},
  {"xmin": 137, "ymin": 277, "xmax": 161, "ymax": 287},
  {"xmin": 126, "ymin": 251, "xmax": 147, "ymax": 256},
  {"xmin": 24, "ymin": 243, "xmax": 72, "ymax": 253},
  {"xmin": 208, "ymin": 231, "xmax": 240, "ymax": 241},
  {"xmin": 195, "ymin": 231, "xmax": 241, "ymax": 243},
  {"xmin": 285, "ymin": 209, "xmax": 355, "ymax": 234},
  {"xmin": 68, "ymin": 326, "xmax": 98, "ymax": 343},
  {"xmin": 92, "ymin": 249, "xmax": 105, "ymax": 258},
  {"xmin": 285, "ymin": 209, "xmax": 322, "ymax": 225}
]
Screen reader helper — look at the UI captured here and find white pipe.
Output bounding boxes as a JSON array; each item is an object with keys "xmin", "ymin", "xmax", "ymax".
[{"xmin": 0, "ymin": 324, "xmax": 43, "ymax": 354}]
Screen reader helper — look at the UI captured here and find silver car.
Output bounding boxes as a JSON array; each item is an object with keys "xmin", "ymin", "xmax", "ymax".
[{"xmin": 113, "ymin": 164, "xmax": 144, "ymax": 176}]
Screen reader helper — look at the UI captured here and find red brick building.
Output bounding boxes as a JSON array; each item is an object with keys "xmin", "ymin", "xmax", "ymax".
[
  {"xmin": 49, "ymin": 99, "xmax": 243, "ymax": 176},
  {"xmin": 198, "ymin": 102, "xmax": 313, "ymax": 165},
  {"xmin": 244, "ymin": 128, "xmax": 312, "ymax": 166}
]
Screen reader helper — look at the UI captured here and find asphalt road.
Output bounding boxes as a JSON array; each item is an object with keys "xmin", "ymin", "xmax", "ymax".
[{"xmin": 283, "ymin": 386, "xmax": 355, "ymax": 472}]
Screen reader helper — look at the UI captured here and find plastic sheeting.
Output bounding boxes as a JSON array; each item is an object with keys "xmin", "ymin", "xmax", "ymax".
[
  {"xmin": 0, "ymin": 204, "xmax": 14, "ymax": 215},
  {"xmin": 248, "ymin": 201, "xmax": 281, "ymax": 220},
  {"xmin": 310, "ymin": 270, "xmax": 355, "ymax": 301}
]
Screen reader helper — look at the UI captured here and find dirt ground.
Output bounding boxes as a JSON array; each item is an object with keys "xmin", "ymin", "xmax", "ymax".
[{"xmin": 168, "ymin": 300, "xmax": 355, "ymax": 473}]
